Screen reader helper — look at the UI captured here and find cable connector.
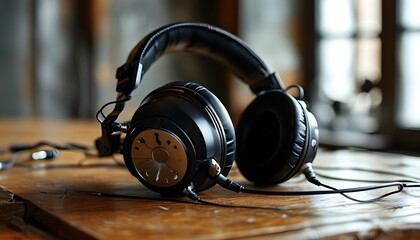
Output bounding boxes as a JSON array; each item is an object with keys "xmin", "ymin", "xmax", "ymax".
[
  {"xmin": 183, "ymin": 185, "xmax": 201, "ymax": 202},
  {"xmin": 301, "ymin": 162, "xmax": 321, "ymax": 186},
  {"xmin": 206, "ymin": 158, "xmax": 244, "ymax": 193}
]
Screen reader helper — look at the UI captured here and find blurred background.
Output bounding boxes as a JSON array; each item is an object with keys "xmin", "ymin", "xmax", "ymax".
[{"xmin": 1, "ymin": 0, "xmax": 419, "ymax": 153}]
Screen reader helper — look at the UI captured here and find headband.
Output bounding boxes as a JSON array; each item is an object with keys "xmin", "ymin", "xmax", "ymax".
[{"xmin": 115, "ymin": 22, "xmax": 284, "ymax": 96}]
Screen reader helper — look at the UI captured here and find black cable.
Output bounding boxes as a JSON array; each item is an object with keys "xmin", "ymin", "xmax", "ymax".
[
  {"xmin": 315, "ymin": 171, "xmax": 419, "ymax": 184},
  {"xmin": 285, "ymin": 84, "xmax": 305, "ymax": 99},
  {"xmin": 313, "ymin": 166, "xmax": 420, "ymax": 190},
  {"xmin": 6, "ymin": 141, "xmax": 90, "ymax": 153},
  {"xmin": 318, "ymin": 182, "xmax": 402, "ymax": 203},
  {"xmin": 0, "ymin": 141, "xmax": 99, "ymax": 170},
  {"xmin": 315, "ymin": 165, "xmax": 420, "ymax": 182},
  {"xmin": 68, "ymin": 190, "xmax": 297, "ymax": 212},
  {"xmin": 205, "ymin": 160, "xmax": 405, "ymax": 203},
  {"xmin": 303, "ymin": 163, "xmax": 406, "ymax": 203},
  {"xmin": 240, "ymin": 182, "xmax": 403, "ymax": 201},
  {"xmin": 95, "ymin": 96, "xmax": 132, "ymax": 123}
]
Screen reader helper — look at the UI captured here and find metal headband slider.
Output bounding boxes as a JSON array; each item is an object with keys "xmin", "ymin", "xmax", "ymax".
[
  {"xmin": 250, "ymin": 72, "xmax": 284, "ymax": 94},
  {"xmin": 115, "ymin": 62, "xmax": 143, "ymax": 95}
]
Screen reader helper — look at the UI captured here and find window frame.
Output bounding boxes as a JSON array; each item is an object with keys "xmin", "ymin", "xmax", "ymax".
[
  {"xmin": 381, "ymin": 0, "xmax": 420, "ymax": 153},
  {"xmin": 305, "ymin": 0, "xmax": 420, "ymax": 154}
]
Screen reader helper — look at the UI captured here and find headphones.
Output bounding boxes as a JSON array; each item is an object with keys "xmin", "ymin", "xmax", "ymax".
[{"xmin": 97, "ymin": 22, "xmax": 319, "ymax": 195}]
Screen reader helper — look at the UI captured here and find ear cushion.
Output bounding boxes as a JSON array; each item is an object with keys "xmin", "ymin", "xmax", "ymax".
[
  {"xmin": 235, "ymin": 90, "xmax": 308, "ymax": 185},
  {"xmin": 166, "ymin": 81, "xmax": 236, "ymax": 177}
]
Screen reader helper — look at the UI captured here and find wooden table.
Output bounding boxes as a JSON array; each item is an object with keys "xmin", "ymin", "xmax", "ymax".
[{"xmin": 1, "ymin": 118, "xmax": 420, "ymax": 239}]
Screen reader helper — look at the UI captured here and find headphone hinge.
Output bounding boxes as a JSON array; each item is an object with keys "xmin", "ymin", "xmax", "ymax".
[
  {"xmin": 98, "ymin": 121, "xmax": 126, "ymax": 156},
  {"xmin": 116, "ymin": 62, "xmax": 142, "ymax": 96},
  {"xmin": 250, "ymin": 72, "xmax": 284, "ymax": 94},
  {"xmin": 115, "ymin": 63, "xmax": 132, "ymax": 96}
]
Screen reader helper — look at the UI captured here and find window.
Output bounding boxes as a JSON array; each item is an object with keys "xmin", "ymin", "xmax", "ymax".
[
  {"xmin": 397, "ymin": 0, "xmax": 420, "ymax": 128},
  {"xmin": 310, "ymin": 0, "xmax": 420, "ymax": 153}
]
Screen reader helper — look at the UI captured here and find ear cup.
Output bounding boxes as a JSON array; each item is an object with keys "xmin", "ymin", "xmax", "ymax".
[
  {"xmin": 235, "ymin": 90, "xmax": 309, "ymax": 185},
  {"xmin": 123, "ymin": 81, "xmax": 235, "ymax": 194},
  {"xmin": 167, "ymin": 81, "xmax": 236, "ymax": 173}
]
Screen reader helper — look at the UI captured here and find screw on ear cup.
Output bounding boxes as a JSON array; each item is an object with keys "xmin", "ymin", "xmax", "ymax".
[
  {"xmin": 124, "ymin": 81, "xmax": 235, "ymax": 194},
  {"xmin": 235, "ymin": 90, "xmax": 309, "ymax": 185}
]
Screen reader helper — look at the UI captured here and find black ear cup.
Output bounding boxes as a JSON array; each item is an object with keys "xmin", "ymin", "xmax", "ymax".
[
  {"xmin": 167, "ymin": 81, "xmax": 236, "ymax": 169},
  {"xmin": 235, "ymin": 90, "xmax": 313, "ymax": 185},
  {"xmin": 123, "ymin": 81, "xmax": 235, "ymax": 194}
]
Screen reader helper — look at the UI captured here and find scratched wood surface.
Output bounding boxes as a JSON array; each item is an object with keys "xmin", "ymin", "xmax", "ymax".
[{"xmin": 1, "ymin": 118, "xmax": 420, "ymax": 239}]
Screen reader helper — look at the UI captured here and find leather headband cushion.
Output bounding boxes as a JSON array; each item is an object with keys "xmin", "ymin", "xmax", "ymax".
[
  {"xmin": 235, "ymin": 90, "xmax": 307, "ymax": 185},
  {"xmin": 165, "ymin": 81, "xmax": 236, "ymax": 174},
  {"xmin": 128, "ymin": 22, "xmax": 272, "ymax": 90}
]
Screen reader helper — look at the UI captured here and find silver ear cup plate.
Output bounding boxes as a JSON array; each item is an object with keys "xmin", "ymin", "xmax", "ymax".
[{"xmin": 131, "ymin": 129, "xmax": 188, "ymax": 187}]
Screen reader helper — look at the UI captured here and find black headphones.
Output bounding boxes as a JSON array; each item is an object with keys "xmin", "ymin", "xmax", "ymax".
[{"xmin": 97, "ymin": 22, "xmax": 319, "ymax": 195}]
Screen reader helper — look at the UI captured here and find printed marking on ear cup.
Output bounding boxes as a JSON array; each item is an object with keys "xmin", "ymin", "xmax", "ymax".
[
  {"xmin": 131, "ymin": 129, "xmax": 188, "ymax": 187},
  {"xmin": 154, "ymin": 132, "xmax": 162, "ymax": 145}
]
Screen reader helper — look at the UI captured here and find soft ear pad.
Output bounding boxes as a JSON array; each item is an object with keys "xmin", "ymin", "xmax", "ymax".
[
  {"xmin": 235, "ymin": 90, "xmax": 308, "ymax": 185},
  {"xmin": 166, "ymin": 82, "xmax": 236, "ymax": 178}
]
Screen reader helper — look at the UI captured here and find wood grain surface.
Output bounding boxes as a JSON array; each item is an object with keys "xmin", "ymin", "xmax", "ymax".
[{"xmin": 1, "ymin": 118, "xmax": 420, "ymax": 239}]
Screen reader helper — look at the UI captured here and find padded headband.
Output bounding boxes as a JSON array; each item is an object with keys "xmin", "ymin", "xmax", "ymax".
[{"xmin": 115, "ymin": 22, "xmax": 284, "ymax": 96}]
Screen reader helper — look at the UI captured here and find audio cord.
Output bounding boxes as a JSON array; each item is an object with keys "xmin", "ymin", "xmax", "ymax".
[
  {"xmin": 183, "ymin": 159, "xmax": 406, "ymax": 204},
  {"xmin": 96, "ymin": 95, "xmax": 132, "ymax": 124},
  {"xmin": 0, "ymin": 142, "xmax": 413, "ymax": 205},
  {"xmin": 0, "ymin": 141, "xmax": 102, "ymax": 170},
  {"xmin": 311, "ymin": 166, "xmax": 420, "ymax": 189}
]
